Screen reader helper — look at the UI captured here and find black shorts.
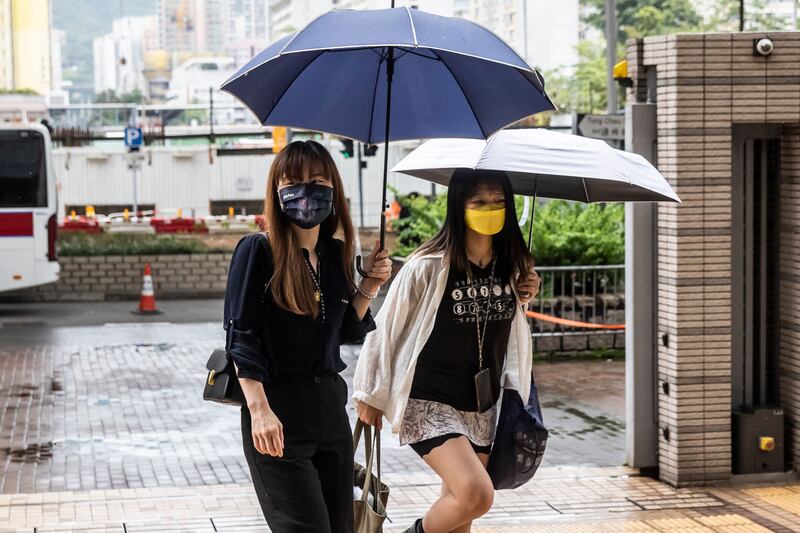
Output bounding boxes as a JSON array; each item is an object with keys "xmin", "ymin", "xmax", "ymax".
[{"xmin": 409, "ymin": 433, "xmax": 492, "ymax": 458}]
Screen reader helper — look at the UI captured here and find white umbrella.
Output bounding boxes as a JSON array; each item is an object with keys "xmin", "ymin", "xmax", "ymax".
[{"xmin": 391, "ymin": 128, "xmax": 680, "ymax": 203}]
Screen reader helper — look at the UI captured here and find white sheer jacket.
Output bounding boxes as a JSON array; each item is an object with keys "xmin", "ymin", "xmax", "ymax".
[{"xmin": 351, "ymin": 251, "xmax": 533, "ymax": 433}]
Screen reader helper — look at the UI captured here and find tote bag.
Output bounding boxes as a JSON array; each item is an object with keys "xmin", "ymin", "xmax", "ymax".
[{"xmin": 353, "ymin": 420, "xmax": 389, "ymax": 532}]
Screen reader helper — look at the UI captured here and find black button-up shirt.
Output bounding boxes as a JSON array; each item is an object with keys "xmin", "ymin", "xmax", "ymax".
[{"xmin": 223, "ymin": 232, "xmax": 376, "ymax": 384}]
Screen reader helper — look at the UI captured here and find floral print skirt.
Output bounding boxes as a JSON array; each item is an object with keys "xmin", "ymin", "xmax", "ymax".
[{"xmin": 399, "ymin": 397, "xmax": 498, "ymax": 447}]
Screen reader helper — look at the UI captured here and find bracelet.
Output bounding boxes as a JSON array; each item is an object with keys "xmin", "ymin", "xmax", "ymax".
[{"xmin": 356, "ymin": 282, "xmax": 379, "ymax": 300}]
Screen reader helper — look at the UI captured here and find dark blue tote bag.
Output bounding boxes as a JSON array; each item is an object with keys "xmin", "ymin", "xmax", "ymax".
[{"xmin": 487, "ymin": 379, "xmax": 548, "ymax": 490}]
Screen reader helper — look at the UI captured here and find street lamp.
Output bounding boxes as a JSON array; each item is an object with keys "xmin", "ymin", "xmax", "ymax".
[{"xmin": 605, "ymin": 0, "xmax": 617, "ymax": 115}]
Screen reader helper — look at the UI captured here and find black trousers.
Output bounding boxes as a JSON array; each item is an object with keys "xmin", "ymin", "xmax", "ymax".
[{"xmin": 241, "ymin": 373, "xmax": 354, "ymax": 533}]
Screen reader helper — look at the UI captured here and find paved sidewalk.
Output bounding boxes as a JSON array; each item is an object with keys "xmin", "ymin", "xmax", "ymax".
[
  {"xmin": 1, "ymin": 324, "xmax": 797, "ymax": 531},
  {"xmin": 0, "ymin": 336, "xmax": 624, "ymax": 494},
  {"xmin": 0, "ymin": 466, "xmax": 799, "ymax": 532}
]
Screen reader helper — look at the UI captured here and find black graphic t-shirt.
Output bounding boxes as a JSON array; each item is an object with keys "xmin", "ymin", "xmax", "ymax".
[{"xmin": 409, "ymin": 260, "xmax": 516, "ymax": 412}]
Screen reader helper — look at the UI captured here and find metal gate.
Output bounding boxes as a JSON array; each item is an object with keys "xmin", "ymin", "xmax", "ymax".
[{"xmin": 731, "ymin": 125, "xmax": 785, "ymax": 475}]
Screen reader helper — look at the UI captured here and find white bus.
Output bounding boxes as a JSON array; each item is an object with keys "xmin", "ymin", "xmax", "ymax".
[{"xmin": 0, "ymin": 123, "xmax": 59, "ymax": 293}]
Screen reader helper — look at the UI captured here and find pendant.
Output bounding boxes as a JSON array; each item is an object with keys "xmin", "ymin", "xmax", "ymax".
[{"xmin": 314, "ymin": 291, "xmax": 321, "ymax": 302}]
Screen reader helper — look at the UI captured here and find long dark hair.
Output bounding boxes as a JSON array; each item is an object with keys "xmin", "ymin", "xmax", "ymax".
[
  {"xmin": 415, "ymin": 169, "xmax": 534, "ymax": 284},
  {"xmin": 264, "ymin": 140, "xmax": 355, "ymax": 317}
]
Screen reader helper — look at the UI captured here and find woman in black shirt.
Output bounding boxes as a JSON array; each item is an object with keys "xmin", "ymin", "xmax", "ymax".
[
  {"xmin": 224, "ymin": 140, "xmax": 392, "ymax": 533},
  {"xmin": 355, "ymin": 170, "xmax": 540, "ymax": 533}
]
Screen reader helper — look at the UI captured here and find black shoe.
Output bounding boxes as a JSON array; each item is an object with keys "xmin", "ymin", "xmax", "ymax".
[{"xmin": 403, "ymin": 518, "xmax": 423, "ymax": 533}]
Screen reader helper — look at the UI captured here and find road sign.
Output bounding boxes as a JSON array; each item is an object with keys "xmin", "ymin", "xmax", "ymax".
[
  {"xmin": 124, "ymin": 127, "xmax": 143, "ymax": 149},
  {"xmin": 577, "ymin": 114, "xmax": 625, "ymax": 141}
]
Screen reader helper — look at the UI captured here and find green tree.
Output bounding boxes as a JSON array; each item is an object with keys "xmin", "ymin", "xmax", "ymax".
[
  {"xmin": 119, "ymin": 89, "xmax": 146, "ymax": 104},
  {"xmin": 543, "ymin": 39, "xmax": 619, "ymax": 113},
  {"xmin": 548, "ymin": 1, "xmax": 703, "ymax": 113},
  {"xmin": 582, "ymin": 0, "xmax": 702, "ymax": 43},
  {"xmin": 0, "ymin": 88, "xmax": 40, "ymax": 95},
  {"xmin": 705, "ymin": 0, "xmax": 790, "ymax": 32},
  {"xmin": 584, "ymin": 0, "xmax": 790, "ymax": 43},
  {"xmin": 95, "ymin": 89, "xmax": 120, "ymax": 103},
  {"xmin": 95, "ymin": 89, "xmax": 145, "ymax": 104},
  {"xmin": 552, "ymin": 0, "xmax": 789, "ymax": 114}
]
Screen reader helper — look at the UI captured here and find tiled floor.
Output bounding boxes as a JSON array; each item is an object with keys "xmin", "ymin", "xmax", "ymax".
[
  {"xmin": 1, "ymin": 329, "xmax": 797, "ymax": 531},
  {"xmin": 0, "ymin": 466, "xmax": 798, "ymax": 532},
  {"xmin": 0, "ymin": 338, "xmax": 626, "ymax": 494}
]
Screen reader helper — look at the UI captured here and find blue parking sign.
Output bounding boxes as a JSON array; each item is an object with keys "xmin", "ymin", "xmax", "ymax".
[{"xmin": 124, "ymin": 127, "xmax": 143, "ymax": 148}]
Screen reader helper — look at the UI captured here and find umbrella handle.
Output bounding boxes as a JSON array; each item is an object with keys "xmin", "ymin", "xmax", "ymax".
[{"xmin": 356, "ymin": 256, "xmax": 370, "ymax": 278}]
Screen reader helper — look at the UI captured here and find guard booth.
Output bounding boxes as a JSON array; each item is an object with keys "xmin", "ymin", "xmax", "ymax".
[{"xmin": 624, "ymin": 31, "xmax": 800, "ymax": 486}]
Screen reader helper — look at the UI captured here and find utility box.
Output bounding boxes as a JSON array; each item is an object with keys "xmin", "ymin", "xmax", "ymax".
[{"xmin": 732, "ymin": 407, "xmax": 785, "ymax": 475}]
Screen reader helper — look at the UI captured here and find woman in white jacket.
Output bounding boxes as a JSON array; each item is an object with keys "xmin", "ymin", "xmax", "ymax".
[{"xmin": 353, "ymin": 169, "xmax": 540, "ymax": 533}]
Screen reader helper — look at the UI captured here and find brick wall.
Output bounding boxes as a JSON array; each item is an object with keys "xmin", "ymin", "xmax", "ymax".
[
  {"xmin": 628, "ymin": 32, "xmax": 800, "ymax": 486},
  {"xmin": 0, "ymin": 253, "xmax": 232, "ymax": 302}
]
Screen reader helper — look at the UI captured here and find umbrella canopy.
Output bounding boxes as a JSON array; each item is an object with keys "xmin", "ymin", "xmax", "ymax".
[
  {"xmin": 220, "ymin": 8, "xmax": 554, "ymax": 144},
  {"xmin": 391, "ymin": 128, "xmax": 680, "ymax": 203}
]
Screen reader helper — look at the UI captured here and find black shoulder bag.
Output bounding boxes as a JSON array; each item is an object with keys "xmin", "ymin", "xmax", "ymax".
[
  {"xmin": 202, "ymin": 318, "xmax": 245, "ymax": 405},
  {"xmin": 203, "ymin": 233, "xmax": 271, "ymax": 406}
]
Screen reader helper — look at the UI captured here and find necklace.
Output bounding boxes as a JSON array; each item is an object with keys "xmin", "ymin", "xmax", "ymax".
[
  {"xmin": 302, "ymin": 254, "xmax": 325, "ymax": 323},
  {"xmin": 468, "ymin": 255, "xmax": 497, "ymax": 371}
]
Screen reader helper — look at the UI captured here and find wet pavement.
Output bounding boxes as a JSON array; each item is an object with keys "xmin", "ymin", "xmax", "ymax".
[
  {"xmin": 534, "ymin": 359, "xmax": 626, "ymax": 467},
  {"xmin": 2, "ymin": 303, "xmax": 799, "ymax": 532},
  {"xmin": 0, "ymin": 301, "xmax": 625, "ymax": 495}
]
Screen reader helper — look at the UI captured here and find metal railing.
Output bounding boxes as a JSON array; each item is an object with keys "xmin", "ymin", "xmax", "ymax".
[{"xmin": 529, "ymin": 265, "xmax": 625, "ymax": 336}]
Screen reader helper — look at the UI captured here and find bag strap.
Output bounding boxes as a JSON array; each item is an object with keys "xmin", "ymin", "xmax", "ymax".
[
  {"xmin": 374, "ymin": 429, "xmax": 386, "ymax": 514},
  {"xmin": 353, "ymin": 419, "xmax": 366, "ymax": 451},
  {"xmin": 361, "ymin": 424, "xmax": 374, "ymax": 502},
  {"xmin": 375, "ymin": 428, "xmax": 383, "ymax": 507},
  {"xmin": 353, "ymin": 420, "xmax": 385, "ymax": 513}
]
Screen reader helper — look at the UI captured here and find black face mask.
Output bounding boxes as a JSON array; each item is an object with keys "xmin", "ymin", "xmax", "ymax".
[{"xmin": 278, "ymin": 183, "xmax": 334, "ymax": 229}]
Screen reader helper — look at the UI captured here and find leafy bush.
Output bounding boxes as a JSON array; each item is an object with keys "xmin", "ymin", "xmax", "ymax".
[
  {"xmin": 391, "ymin": 188, "xmax": 447, "ymax": 257},
  {"xmin": 523, "ymin": 200, "xmax": 624, "ymax": 266},
  {"xmin": 58, "ymin": 232, "xmax": 221, "ymax": 256},
  {"xmin": 392, "ymin": 191, "xmax": 624, "ymax": 266}
]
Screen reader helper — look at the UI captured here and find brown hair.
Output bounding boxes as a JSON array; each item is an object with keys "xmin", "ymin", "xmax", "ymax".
[{"xmin": 264, "ymin": 140, "xmax": 356, "ymax": 317}]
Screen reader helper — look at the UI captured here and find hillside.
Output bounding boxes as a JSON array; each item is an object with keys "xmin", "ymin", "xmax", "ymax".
[{"xmin": 52, "ymin": 0, "xmax": 157, "ymax": 91}]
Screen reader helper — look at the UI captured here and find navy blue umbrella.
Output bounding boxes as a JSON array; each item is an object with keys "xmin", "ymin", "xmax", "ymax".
[{"xmin": 220, "ymin": 5, "xmax": 555, "ymax": 271}]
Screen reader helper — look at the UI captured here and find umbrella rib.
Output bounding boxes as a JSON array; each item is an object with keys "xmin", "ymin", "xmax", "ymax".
[
  {"xmin": 434, "ymin": 50, "xmax": 486, "ymax": 138},
  {"xmin": 278, "ymin": 10, "xmax": 329, "ymax": 54},
  {"xmin": 366, "ymin": 49, "xmax": 387, "ymax": 144},
  {"xmin": 406, "ymin": 7, "xmax": 419, "ymax": 46},
  {"xmin": 582, "ymin": 177, "xmax": 590, "ymax": 203},
  {"xmin": 220, "ymin": 87, "xmax": 269, "ymax": 126},
  {"xmin": 396, "ymin": 48, "xmax": 440, "ymax": 62}
]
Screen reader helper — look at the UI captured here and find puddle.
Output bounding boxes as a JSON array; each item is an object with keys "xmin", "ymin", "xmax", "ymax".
[
  {"xmin": 5, "ymin": 383, "xmax": 40, "ymax": 399},
  {"xmin": 542, "ymin": 398, "xmax": 625, "ymax": 438},
  {"xmin": 0, "ymin": 442, "xmax": 53, "ymax": 463},
  {"xmin": 133, "ymin": 342, "xmax": 175, "ymax": 351}
]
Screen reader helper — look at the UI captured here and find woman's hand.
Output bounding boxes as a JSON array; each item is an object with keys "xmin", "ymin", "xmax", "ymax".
[
  {"xmin": 361, "ymin": 240, "xmax": 392, "ymax": 293},
  {"xmin": 517, "ymin": 267, "xmax": 541, "ymax": 305},
  {"xmin": 249, "ymin": 403, "xmax": 285, "ymax": 457},
  {"xmin": 356, "ymin": 400, "xmax": 384, "ymax": 430}
]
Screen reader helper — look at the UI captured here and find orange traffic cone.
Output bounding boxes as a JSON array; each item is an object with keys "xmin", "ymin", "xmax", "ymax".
[{"xmin": 131, "ymin": 263, "xmax": 162, "ymax": 315}]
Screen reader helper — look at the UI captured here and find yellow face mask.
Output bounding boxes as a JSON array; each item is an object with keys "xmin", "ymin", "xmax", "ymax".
[{"xmin": 464, "ymin": 205, "xmax": 506, "ymax": 235}]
